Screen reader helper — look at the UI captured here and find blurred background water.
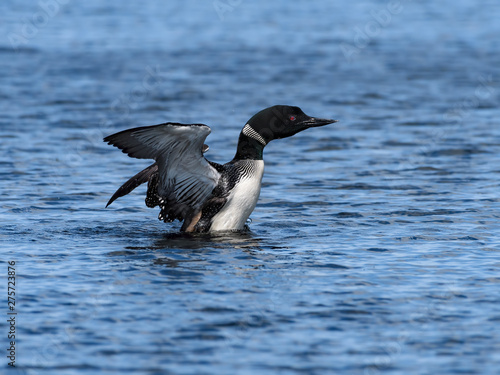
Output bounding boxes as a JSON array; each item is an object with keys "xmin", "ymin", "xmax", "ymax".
[{"xmin": 1, "ymin": 0, "xmax": 500, "ymax": 374}]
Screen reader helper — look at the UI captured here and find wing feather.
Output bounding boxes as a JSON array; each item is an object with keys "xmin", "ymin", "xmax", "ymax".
[
  {"xmin": 106, "ymin": 163, "xmax": 158, "ymax": 207},
  {"xmin": 104, "ymin": 123, "xmax": 221, "ymax": 215}
]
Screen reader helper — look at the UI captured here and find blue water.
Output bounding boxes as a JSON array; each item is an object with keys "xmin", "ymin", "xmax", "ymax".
[{"xmin": 1, "ymin": 1, "xmax": 500, "ymax": 374}]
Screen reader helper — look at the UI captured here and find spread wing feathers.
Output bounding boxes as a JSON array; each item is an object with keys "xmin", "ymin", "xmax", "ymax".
[
  {"xmin": 106, "ymin": 163, "xmax": 158, "ymax": 208},
  {"xmin": 104, "ymin": 123, "xmax": 221, "ymax": 217}
]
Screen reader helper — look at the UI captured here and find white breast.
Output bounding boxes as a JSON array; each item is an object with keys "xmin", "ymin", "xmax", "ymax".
[{"xmin": 209, "ymin": 160, "xmax": 265, "ymax": 231}]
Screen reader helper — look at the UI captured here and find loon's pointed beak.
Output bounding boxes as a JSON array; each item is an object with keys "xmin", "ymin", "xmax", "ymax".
[{"xmin": 302, "ymin": 117, "xmax": 338, "ymax": 128}]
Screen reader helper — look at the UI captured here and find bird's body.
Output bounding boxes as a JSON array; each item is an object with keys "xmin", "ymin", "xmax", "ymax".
[
  {"xmin": 208, "ymin": 160, "xmax": 264, "ymax": 231},
  {"xmin": 104, "ymin": 105, "xmax": 336, "ymax": 233}
]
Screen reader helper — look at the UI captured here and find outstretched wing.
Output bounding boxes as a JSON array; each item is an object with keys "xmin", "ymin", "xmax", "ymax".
[
  {"xmin": 104, "ymin": 123, "xmax": 221, "ymax": 217},
  {"xmin": 105, "ymin": 163, "xmax": 158, "ymax": 208}
]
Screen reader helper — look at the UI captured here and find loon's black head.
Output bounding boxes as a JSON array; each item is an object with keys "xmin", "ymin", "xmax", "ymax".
[
  {"xmin": 234, "ymin": 105, "xmax": 337, "ymax": 160},
  {"xmin": 244, "ymin": 105, "xmax": 337, "ymax": 145}
]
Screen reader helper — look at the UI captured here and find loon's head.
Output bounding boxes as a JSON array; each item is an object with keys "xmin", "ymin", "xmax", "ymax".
[
  {"xmin": 243, "ymin": 105, "xmax": 337, "ymax": 145},
  {"xmin": 234, "ymin": 105, "xmax": 337, "ymax": 160}
]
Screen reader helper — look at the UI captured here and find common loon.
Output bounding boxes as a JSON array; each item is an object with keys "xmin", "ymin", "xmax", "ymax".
[{"xmin": 104, "ymin": 105, "xmax": 337, "ymax": 232}]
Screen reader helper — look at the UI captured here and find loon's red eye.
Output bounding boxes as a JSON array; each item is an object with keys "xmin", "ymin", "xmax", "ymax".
[{"xmin": 289, "ymin": 115, "xmax": 296, "ymax": 121}]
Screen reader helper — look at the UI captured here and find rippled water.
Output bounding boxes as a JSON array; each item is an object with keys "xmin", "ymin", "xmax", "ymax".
[{"xmin": 1, "ymin": 0, "xmax": 500, "ymax": 374}]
